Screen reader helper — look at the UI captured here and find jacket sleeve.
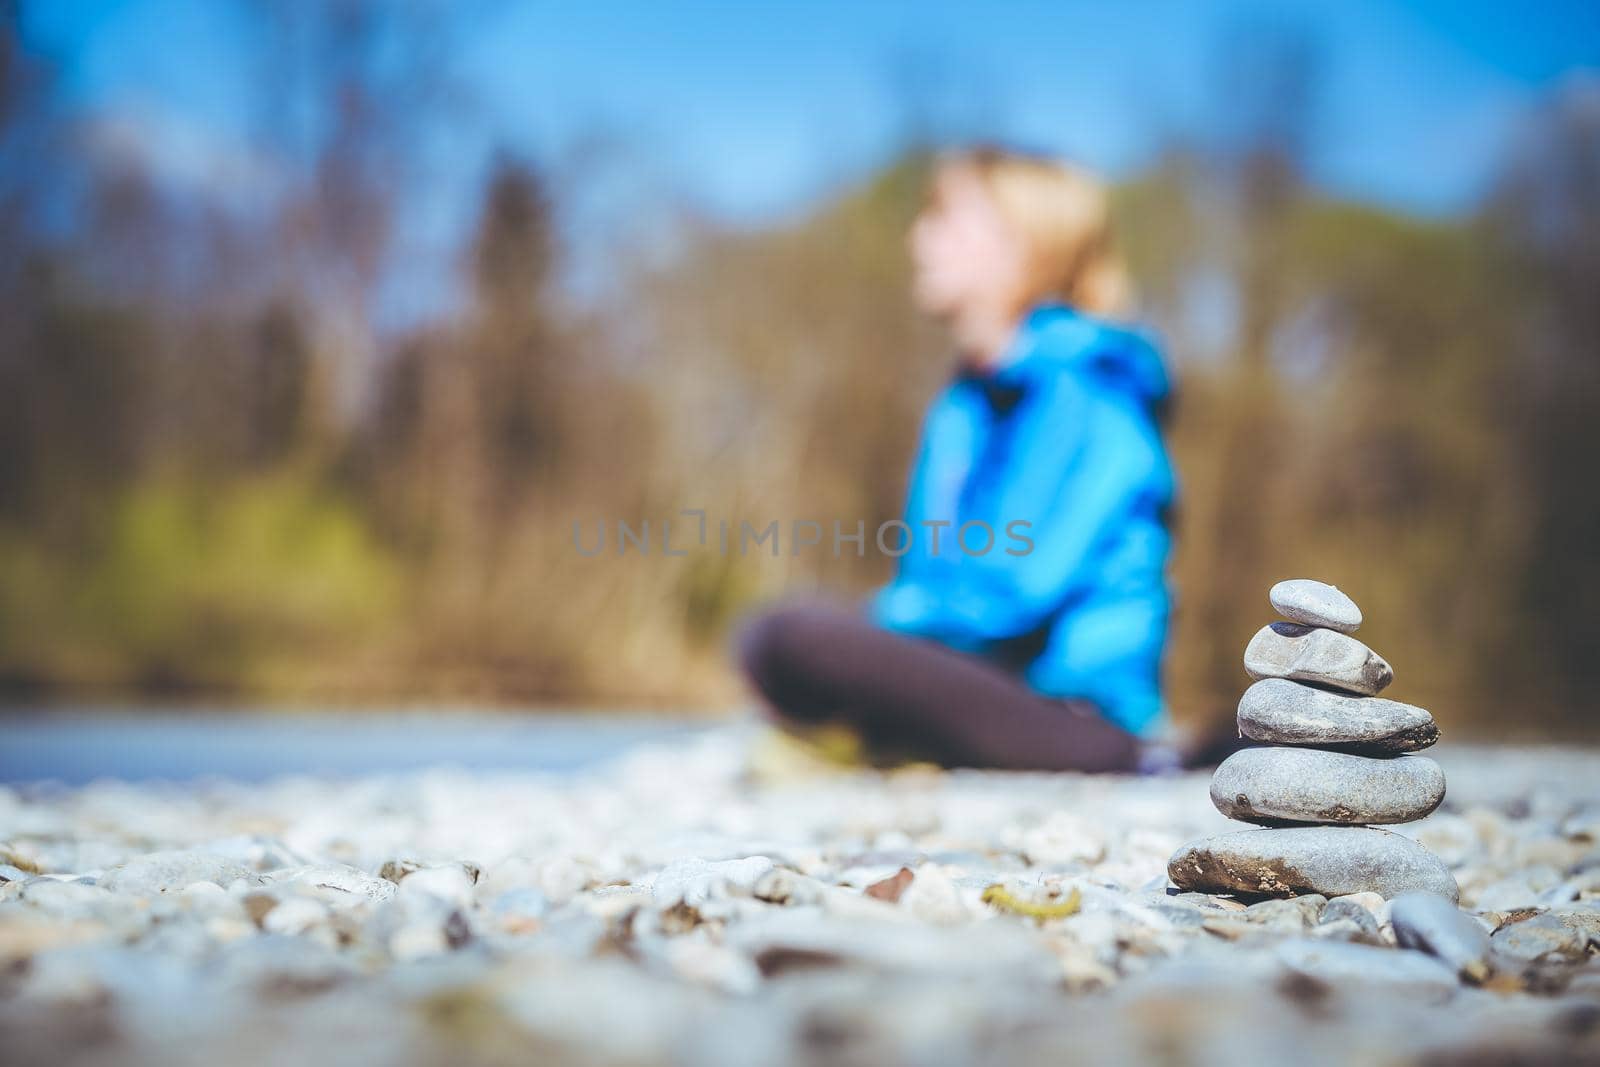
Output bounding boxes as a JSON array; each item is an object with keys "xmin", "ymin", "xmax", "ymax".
[{"xmin": 879, "ymin": 373, "xmax": 1163, "ymax": 646}]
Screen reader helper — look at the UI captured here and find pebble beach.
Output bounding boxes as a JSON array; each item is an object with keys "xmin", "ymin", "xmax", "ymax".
[{"xmin": 2, "ymin": 726, "xmax": 1598, "ymax": 1066}]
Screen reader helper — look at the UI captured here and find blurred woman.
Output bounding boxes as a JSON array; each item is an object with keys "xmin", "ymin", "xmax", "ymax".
[{"xmin": 738, "ymin": 147, "xmax": 1175, "ymax": 773}]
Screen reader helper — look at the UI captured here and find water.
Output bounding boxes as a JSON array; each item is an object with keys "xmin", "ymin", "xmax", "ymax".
[{"xmin": 0, "ymin": 709, "xmax": 709, "ymax": 783}]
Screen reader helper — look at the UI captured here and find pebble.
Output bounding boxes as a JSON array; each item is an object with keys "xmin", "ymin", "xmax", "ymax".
[
  {"xmin": 753, "ymin": 867, "xmax": 826, "ymax": 908},
  {"xmin": 175, "ymin": 880, "xmax": 242, "ymax": 920},
  {"xmin": 212, "ymin": 934, "xmax": 357, "ymax": 995},
  {"xmin": 1269, "ymin": 579, "xmax": 1363, "ymax": 633},
  {"xmin": 727, "ymin": 910, "xmax": 1061, "ymax": 982},
  {"xmin": 18, "ymin": 879, "xmax": 116, "ymax": 919},
  {"xmin": 1325, "ymin": 891, "xmax": 1387, "ymax": 921},
  {"xmin": 1168, "ymin": 826, "xmax": 1459, "ymax": 901},
  {"xmin": 1210, "ymin": 748, "xmax": 1446, "ymax": 826},
  {"xmin": 651, "ymin": 856, "xmax": 776, "ymax": 907},
  {"xmin": 263, "ymin": 864, "xmax": 397, "ymax": 906},
  {"xmin": 1244, "ymin": 895, "xmax": 1324, "ymax": 931},
  {"xmin": 396, "ymin": 864, "xmax": 476, "ymax": 909},
  {"xmin": 1274, "ymin": 939, "xmax": 1458, "ymax": 999},
  {"xmin": 1472, "ymin": 873, "xmax": 1552, "ymax": 912},
  {"xmin": 1490, "ymin": 913, "xmax": 1590, "ymax": 964},
  {"xmin": 898, "ymin": 865, "xmax": 969, "ymax": 925},
  {"xmin": 262, "ymin": 896, "xmax": 330, "ymax": 936},
  {"xmin": 1389, "ymin": 892, "xmax": 1493, "ymax": 982},
  {"xmin": 1560, "ymin": 804, "xmax": 1600, "ymax": 841},
  {"xmin": 1311, "ymin": 916, "xmax": 1372, "ymax": 942},
  {"xmin": 1237, "ymin": 679, "xmax": 1438, "ymax": 754},
  {"xmin": 1244, "ymin": 623, "xmax": 1394, "ymax": 695},
  {"xmin": 489, "ymin": 887, "xmax": 549, "ymax": 927},
  {"xmin": 99, "ymin": 851, "xmax": 257, "ymax": 896},
  {"xmin": 389, "ymin": 921, "xmax": 450, "ymax": 961},
  {"xmin": 1318, "ymin": 896, "xmax": 1383, "ymax": 942}
]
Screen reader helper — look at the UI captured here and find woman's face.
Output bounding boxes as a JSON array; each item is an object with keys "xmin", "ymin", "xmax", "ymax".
[{"xmin": 909, "ymin": 167, "xmax": 1030, "ymax": 320}]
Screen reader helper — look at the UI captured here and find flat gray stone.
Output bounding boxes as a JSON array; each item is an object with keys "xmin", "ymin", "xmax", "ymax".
[
  {"xmin": 1318, "ymin": 895, "xmax": 1383, "ymax": 942},
  {"xmin": 1390, "ymin": 892, "xmax": 1492, "ymax": 982},
  {"xmin": 1489, "ymin": 913, "xmax": 1589, "ymax": 963},
  {"xmin": 99, "ymin": 851, "xmax": 257, "ymax": 897},
  {"xmin": 1270, "ymin": 579, "xmax": 1363, "ymax": 633},
  {"xmin": 1244, "ymin": 622, "xmax": 1394, "ymax": 695},
  {"xmin": 1274, "ymin": 939, "xmax": 1458, "ymax": 999},
  {"xmin": 1237, "ymin": 678, "xmax": 1437, "ymax": 754},
  {"xmin": 1210, "ymin": 747, "xmax": 1446, "ymax": 826},
  {"xmin": 1167, "ymin": 826, "xmax": 1459, "ymax": 901}
]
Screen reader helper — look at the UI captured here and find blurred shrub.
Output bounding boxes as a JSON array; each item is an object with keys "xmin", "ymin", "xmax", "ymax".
[{"xmin": 0, "ymin": 475, "xmax": 399, "ymax": 694}]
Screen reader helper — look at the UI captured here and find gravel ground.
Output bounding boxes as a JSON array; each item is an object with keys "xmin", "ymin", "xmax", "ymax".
[{"xmin": 1, "ymin": 727, "xmax": 1597, "ymax": 1066}]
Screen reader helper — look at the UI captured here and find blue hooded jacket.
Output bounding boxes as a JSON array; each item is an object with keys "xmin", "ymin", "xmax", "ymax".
[{"xmin": 870, "ymin": 304, "xmax": 1175, "ymax": 736}]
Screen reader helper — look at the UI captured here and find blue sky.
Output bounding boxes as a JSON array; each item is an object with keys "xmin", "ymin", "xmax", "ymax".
[{"xmin": 22, "ymin": 0, "xmax": 1599, "ymax": 224}]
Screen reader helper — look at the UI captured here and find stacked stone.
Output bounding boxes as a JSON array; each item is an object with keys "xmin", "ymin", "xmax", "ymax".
[{"xmin": 1169, "ymin": 579, "xmax": 1460, "ymax": 901}]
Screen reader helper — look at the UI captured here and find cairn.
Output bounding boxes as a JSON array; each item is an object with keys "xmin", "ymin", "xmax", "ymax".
[{"xmin": 1169, "ymin": 579, "xmax": 1459, "ymax": 900}]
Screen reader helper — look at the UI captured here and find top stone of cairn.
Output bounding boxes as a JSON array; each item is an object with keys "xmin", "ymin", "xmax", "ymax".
[{"xmin": 1269, "ymin": 578, "xmax": 1363, "ymax": 633}]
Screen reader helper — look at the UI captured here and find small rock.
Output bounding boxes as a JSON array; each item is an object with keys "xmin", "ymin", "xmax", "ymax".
[
  {"xmin": 204, "ymin": 916, "xmax": 257, "ymax": 944},
  {"xmin": 1491, "ymin": 913, "xmax": 1589, "ymax": 964},
  {"xmin": 1211, "ymin": 748, "xmax": 1446, "ymax": 826},
  {"xmin": 728, "ymin": 910, "xmax": 1060, "ymax": 982},
  {"xmin": 213, "ymin": 935, "xmax": 356, "ymax": 994},
  {"xmin": 1319, "ymin": 896, "xmax": 1383, "ymax": 939},
  {"xmin": 1390, "ymin": 892, "xmax": 1493, "ymax": 982},
  {"xmin": 864, "ymin": 867, "xmax": 915, "ymax": 903},
  {"xmin": 1244, "ymin": 623, "xmax": 1394, "ymax": 695},
  {"xmin": 1010, "ymin": 811, "xmax": 1108, "ymax": 867},
  {"xmin": 651, "ymin": 857, "xmax": 775, "ymax": 907},
  {"xmin": 1168, "ymin": 827, "xmax": 1459, "ymax": 901},
  {"xmin": 659, "ymin": 936, "xmax": 761, "ymax": 996},
  {"xmin": 490, "ymin": 887, "xmax": 549, "ymax": 929},
  {"xmin": 1244, "ymin": 894, "xmax": 1325, "ymax": 930},
  {"xmin": 1269, "ymin": 579, "xmax": 1364, "ymax": 633},
  {"xmin": 176, "ymin": 880, "xmax": 243, "ymax": 919},
  {"xmin": 100, "ymin": 851, "xmax": 256, "ymax": 896},
  {"xmin": 1312, "ymin": 917, "xmax": 1373, "ymax": 942},
  {"xmin": 379, "ymin": 858, "xmax": 424, "ymax": 883},
  {"xmin": 1237, "ymin": 679, "xmax": 1437, "ymax": 754},
  {"xmin": 1551, "ymin": 906, "xmax": 1600, "ymax": 945},
  {"xmin": 1325, "ymin": 891, "xmax": 1387, "ymax": 921},
  {"xmin": 397, "ymin": 865, "xmax": 476, "ymax": 909},
  {"xmin": 241, "ymin": 892, "xmax": 279, "ymax": 927},
  {"xmin": 0, "ymin": 844, "xmax": 44, "ymax": 874},
  {"xmin": 200, "ymin": 835, "xmax": 307, "ymax": 872},
  {"xmin": 899, "ymin": 865, "xmax": 967, "ymax": 924},
  {"xmin": 260, "ymin": 864, "xmax": 396, "ymax": 906},
  {"xmin": 380, "ymin": 857, "xmax": 482, "ymax": 885},
  {"xmin": 753, "ymin": 868, "xmax": 825, "ymax": 907},
  {"xmin": 262, "ymin": 896, "xmax": 329, "ymax": 936},
  {"xmin": 389, "ymin": 922, "xmax": 450, "ymax": 961},
  {"xmin": 1473, "ymin": 875, "xmax": 1550, "ymax": 912},
  {"xmin": 1561, "ymin": 804, "xmax": 1600, "ymax": 841},
  {"xmin": 1274, "ymin": 939, "xmax": 1458, "ymax": 999},
  {"xmin": 22, "ymin": 881, "xmax": 109, "ymax": 915}
]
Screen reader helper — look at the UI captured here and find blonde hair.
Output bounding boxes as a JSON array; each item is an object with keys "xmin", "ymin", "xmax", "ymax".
[{"xmin": 947, "ymin": 147, "xmax": 1131, "ymax": 319}]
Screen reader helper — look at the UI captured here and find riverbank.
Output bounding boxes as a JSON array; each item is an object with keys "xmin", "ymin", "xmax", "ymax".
[{"xmin": 2, "ymin": 727, "xmax": 1597, "ymax": 1065}]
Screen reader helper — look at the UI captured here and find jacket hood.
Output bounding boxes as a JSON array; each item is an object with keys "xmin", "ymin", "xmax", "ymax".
[{"xmin": 999, "ymin": 304, "xmax": 1171, "ymax": 408}]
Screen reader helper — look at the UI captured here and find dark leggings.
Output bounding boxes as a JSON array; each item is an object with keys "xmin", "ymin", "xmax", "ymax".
[{"xmin": 735, "ymin": 603, "xmax": 1141, "ymax": 773}]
